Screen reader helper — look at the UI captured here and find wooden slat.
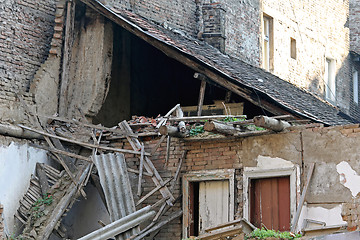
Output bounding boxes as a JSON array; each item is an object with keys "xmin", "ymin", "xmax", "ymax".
[
  {"xmin": 291, "ymin": 163, "xmax": 315, "ymax": 232},
  {"xmin": 18, "ymin": 124, "xmax": 148, "ymax": 156},
  {"xmin": 197, "ymin": 80, "xmax": 207, "ymax": 116}
]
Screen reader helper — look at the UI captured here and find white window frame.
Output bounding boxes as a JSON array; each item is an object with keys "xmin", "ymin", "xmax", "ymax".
[
  {"xmin": 182, "ymin": 169, "xmax": 235, "ymax": 238},
  {"xmin": 243, "ymin": 166, "xmax": 300, "ymax": 229},
  {"xmin": 325, "ymin": 58, "xmax": 336, "ymax": 103},
  {"xmin": 263, "ymin": 16, "xmax": 270, "ymax": 71},
  {"xmin": 353, "ymin": 67, "xmax": 359, "ymax": 104}
]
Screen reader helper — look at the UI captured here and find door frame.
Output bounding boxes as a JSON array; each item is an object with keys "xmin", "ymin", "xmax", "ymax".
[
  {"xmin": 243, "ymin": 166, "xmax": 300, "ymax": 229},
  {"xmin": 183, "ymin": 169, "xmax": 235, "ymax": 238}
]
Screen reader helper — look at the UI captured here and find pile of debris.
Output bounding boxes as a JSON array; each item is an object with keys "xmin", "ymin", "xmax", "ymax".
[{"xmin": 11, "ymin": 101, "xmax": 315, "ymax": 239}]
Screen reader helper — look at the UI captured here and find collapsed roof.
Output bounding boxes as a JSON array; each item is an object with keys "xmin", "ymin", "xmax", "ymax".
[{"xmin": 80, "ymin": 0, "xmax": 356, "ymax": 126}]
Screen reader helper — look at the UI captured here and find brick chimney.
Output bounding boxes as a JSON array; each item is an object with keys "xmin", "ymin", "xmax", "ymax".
[{"xmin": 198, "ymin": 2, "xmax": 226, "ymax": 53}]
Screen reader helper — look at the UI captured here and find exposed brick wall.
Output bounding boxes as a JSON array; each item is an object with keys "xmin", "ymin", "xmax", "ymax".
[
  {"xmin": 0, "ymin": 0, "xmax": 56, "ymax": 91},
  {"xmin": 104, "ymin": 0, "xmax": 198, "ymax": 38},
  {"xmin": 0, "ymin": 0, "xmax": 57, "ymax": 123},
  {"xmin": 0, "ymin": 204, "xmax": 3, "ymax": 239},
  {"xmin": 350, "ymin": 0, "xmax": 360, "ymax": 54},
  {"xmin": 342, "ymin": 194, "xmax": 360, "ymax": 231}
]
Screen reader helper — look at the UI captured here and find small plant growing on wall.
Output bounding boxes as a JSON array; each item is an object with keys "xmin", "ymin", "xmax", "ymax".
[{"xmin": 246, "ymin": 228, "xmax": 302, "ymax": 240}]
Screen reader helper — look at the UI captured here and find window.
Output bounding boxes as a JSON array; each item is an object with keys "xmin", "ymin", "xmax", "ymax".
[
  {"xmin": 325, "ymin": 58, "xmax": 336, "ymax": 102},
  {"xmin": 290, "ymin": 38, "xmax": 296, "ymax": 60},
  {"xmin": 183, "ymin": 169, "xmax": 235, "ymax": 238},
  {"xmin": 353, "ymin": 68, "xmax": 359, "ymax": 104},
  {"xmin": 263, "ymin": 14, "xmax": 273, "ymax": 71}
]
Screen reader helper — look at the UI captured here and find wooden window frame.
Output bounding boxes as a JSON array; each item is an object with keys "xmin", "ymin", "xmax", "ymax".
[
  {"xmin": 353, "ymin": 67, "xmax": 359, "ymax": 104},
  {"xmin": 243, "ymin": 166, "xmax": 299, "ymax": 229},
  {"xmin": 325, "ymin": 58, "xmax": 336, "ymax": 103},
  {"xmin": 262, "ymin": 14, "xmax": 274, "ymax": 71},
  {"xmin": 182, "ymin": 169, "xmax": 235, "ymax": 238}
]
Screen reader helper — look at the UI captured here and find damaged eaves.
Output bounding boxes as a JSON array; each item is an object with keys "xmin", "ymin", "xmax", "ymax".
[{"xmin": 77, "ymin": 0, "xmax": 355, "ymax": 126}]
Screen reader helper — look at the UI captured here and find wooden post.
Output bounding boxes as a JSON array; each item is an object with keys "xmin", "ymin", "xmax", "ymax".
[
  {"xmin": 290, "ymin": 163, "xmax": 315, "ymax": 232},
  {"xmin": 59, "ymin": 0, "xmax": 76, "ymax": 117},
  {"xmin": 197, "ymin": 80, "xmax": 207, "ymax": 116}
]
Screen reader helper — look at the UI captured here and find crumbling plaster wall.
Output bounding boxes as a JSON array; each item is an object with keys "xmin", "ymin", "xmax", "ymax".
[
  {"xmin": 261, "ymin": 0, "xmax": 354, "ymax": 116},
  {"xmin": 64, "ymin": 7, "xmax": 113, "ymax": 119},
  {"xmin": 0, "ymin": 136, "xmax": 50, "ymax": 237}
]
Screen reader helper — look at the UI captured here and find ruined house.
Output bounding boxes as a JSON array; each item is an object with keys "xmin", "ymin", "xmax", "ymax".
[{"xmin": 1, "ymin": 0, "xmax": 360, "ymax": 239}]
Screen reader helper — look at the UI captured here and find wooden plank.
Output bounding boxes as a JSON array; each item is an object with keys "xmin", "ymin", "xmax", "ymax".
[
  {"xmin": 204, "ymin": 219, "xmax": 241, "ymax": 232},
  {"xmin": 168, "ymin": 115, "xmax": 246, "ymax": 122},
  {"xmin": 30, "ymin": 144, "xmax": 91, "ymax": 162},
  {"xmin": 18, "ymin": 124, "xmax": 148, "ymax": 156},
  {"xmin": 59, "ymin": 0, "xmax": 76, "ymax": 117},
  {"xmin": 136, "ymin": 178, "xmax": 172, "ymax": 206},
  {"xmin": 40, "ymin": 164, "xmax": 91, "ymax": 240},
  {"xmin": 16, "ymin": 94, "xmax": 86, "ymax": 198},
  {"xmin": 119, "ymin": 121, "xmax": 175, "ymax": 205},
  {"xmin": 290, "ymin": 163, "xmax": 315, "ymax": 232},
  {"xmin": 197, "ymin": 80, "xmax": 207, "ymax": 116},
  {"xmin": 150, "ymin": 135, "xmax": 166, "ymax": 155},
  {"xmin": 128, "ymin": 168, "xmax": 152, "ymax": 177},
  {"xmin": 278, "ymin": 177, "xmax": 291, "ymax": 231},
  {"xmin": 196, "ymin": 225, "xmax": 243, "ymax": 240},
  {"xmin": 36, "ymin": 163, "xmax": 50, "ymax": 195},
  {"xmin": 137, "ymin": 143, "xmax": 145, "ymax": 196},
  {"xmin": 165, "ymin": 136, "xmax": 171, "ymax": 166},
  {"xmin": 38, "ymin": 114, "xmax": 133, "ymax": 137},
  {"xmin": 156, "ymin": 104, "xmax": 180, "ymax": 128}
]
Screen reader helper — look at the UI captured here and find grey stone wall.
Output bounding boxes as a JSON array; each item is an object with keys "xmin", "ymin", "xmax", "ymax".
[{"xmin": 350, "ymin": 0, "xmax": 360, "ymax": 54}]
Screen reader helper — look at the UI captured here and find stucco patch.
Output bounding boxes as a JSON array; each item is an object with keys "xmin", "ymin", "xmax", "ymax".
[
  {"xmin": 336, "ymin": 161, "xmax": 360, "ymax": 197},
  {"xmin": 256, "ymin": 155, "xmax": 294, "ymax": 169}
]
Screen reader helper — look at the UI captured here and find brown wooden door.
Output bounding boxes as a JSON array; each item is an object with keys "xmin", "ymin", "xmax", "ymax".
[{"xmin": 250, "ymin": 176, "xmax": 290, "ymax": 231}]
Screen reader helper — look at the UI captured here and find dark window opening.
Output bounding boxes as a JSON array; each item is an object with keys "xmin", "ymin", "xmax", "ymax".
[
  {"xmin": 291, "ymin": 38, "xmax": 296, "ymax": 60},
  {"xmin": 189, "ymin": 182, "xmax": 200, "ymax": 237}
]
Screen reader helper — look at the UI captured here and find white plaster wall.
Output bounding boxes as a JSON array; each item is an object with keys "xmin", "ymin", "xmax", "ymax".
[
  {"xmin": 297, "ymin": 204, "xmax": 347, "ymax": 231},
  {"xmin": 0, "ymin": 142, "xmax": 49, "ymax": 236}
]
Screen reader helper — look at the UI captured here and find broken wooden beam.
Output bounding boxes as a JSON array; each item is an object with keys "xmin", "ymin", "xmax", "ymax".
[
  {"xmin": 132, "ymin": 210, "xmax": 183, "ymax": 240},
  {"xmin": 253, "ymin": 115, "xmax": 291, "ymax": 132},
  {"xmin": 168, "ymin": 115, "xmax": 246, "ymax": 122},
  {"xmin": 197, "ymin": 79, "xmax": 207, "ymax": 116},
  {"xmin": 36, "ymin": 163, "xmax": 49, "ymax": 195},
  {"xmin": 291, "ymin": 163, "xmax": 315, "ymax": 232},
  {"xmin": 136, "ymin": 178, "xmax": 172, "ymax": 206},
  {"xmin": 204, "ymin": 121, "xmax": 241, "ymax": 135},
  {"xmin": 18, "ymin": 124, "xmax": 150, "ymax": 156},
  {"xmin": 40, "ymin": 164, "xmax": 91, "ymax": 240},
  {"xmin": 159, "ymin": 125, "xmax": 187, "ymax": 138}
]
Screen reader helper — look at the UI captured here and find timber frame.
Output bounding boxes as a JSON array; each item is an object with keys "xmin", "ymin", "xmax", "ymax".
[{"xmin": 182, "ymin": 169, "xmax": 235, "ymax": 238}]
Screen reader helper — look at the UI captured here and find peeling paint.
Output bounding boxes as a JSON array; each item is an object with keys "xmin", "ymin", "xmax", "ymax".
[
  {"xmin": 336, "ymin": 161, "xmax": 360, "ymax": 197},
  {"xmin": 297, "ymin": 204, "xmax": 347, "ymax": 231},
  {"xmin": 256, "ymin": 155, "xmax": 294, "ymax": 169}
]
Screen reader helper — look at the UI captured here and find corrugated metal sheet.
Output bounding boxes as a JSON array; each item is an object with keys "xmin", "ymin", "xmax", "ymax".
[
  {"xmin": 93, "ymin": 153, "xmax": 138, "ymax": 240},
  {"xmin": 78, "ymin": 206, "xmax": 155, "ymax": 240}
]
